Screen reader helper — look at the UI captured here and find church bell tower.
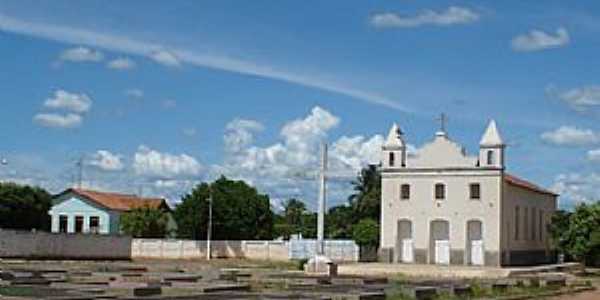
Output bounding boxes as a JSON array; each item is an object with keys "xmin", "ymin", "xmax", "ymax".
[
  {"xmin": 479, "ymin": 120, "xmax": 505, "ymax": 169},
  {"xmin": 382, "ymin": 123, "xmax": 406, "ymax": 168}
]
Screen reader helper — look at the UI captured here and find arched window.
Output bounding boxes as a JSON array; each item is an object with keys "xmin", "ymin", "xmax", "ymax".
[
  {"xmin": 487, "ymin": 150, "xmax": 495, "ymax": 165},
  {"xmin": 389, "ymin": 152, "xmax": 395, "ymax": 167}
]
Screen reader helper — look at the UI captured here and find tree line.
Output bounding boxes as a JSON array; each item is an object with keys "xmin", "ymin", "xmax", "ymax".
[{"xmin": 0, "ymin": 165, "xmax": 382, "ymax": 249}]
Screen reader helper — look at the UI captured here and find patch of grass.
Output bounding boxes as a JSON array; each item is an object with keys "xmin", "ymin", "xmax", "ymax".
[{"xmin": 0, "ymin": 286, "xmax": 67, "ymax": 297}]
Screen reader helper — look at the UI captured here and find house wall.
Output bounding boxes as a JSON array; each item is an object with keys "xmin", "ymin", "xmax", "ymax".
[
  {"xmin": 500, "ymin": 181, "xmax": 557, "ymax": 265},
  {"xmin": 49, "ymin": 196, "xmax": 113, "ymax": 234},
  {"xmin": 380, "ymin": 169, "xmax": 503, "ymax": 266}
]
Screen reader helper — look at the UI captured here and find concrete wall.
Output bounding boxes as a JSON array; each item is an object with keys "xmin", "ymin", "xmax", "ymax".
[
  {"xmin": 132, "ymin": 239, "xmax": 360, "ymax": 262},
  {"xmin": 0, "ymin": 229, "xmax": 131, "ymax": 260},
  {"xmin": 132, "ymin": 239, "xmax": 287, "ymax": 261}
]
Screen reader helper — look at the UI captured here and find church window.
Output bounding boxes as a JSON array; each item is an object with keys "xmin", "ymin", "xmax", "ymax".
[
  {"xmin": 487, "ymin": 150, "xmax": 495, "ymax": 165},
  {"xmin": 389, "ymin": 152, "xmax": 395, "ymax": 167},
  {"xmin": 75, "ymin": 216, "xmax": 84, "ymax": 233},
  {"xmin": 531, "ymin": 208, "xmax": 536, "ymax": 240},
  {"xmin": 89, "ymin": 216, "xmax": 100, "ymax": 234},
  {"xmin": 515, "ymin": 206, "xmax": 520, "ymax": 240},
  {"xmin": 435, "ymin": 183, "xmax": 445, "ymax": 200},
  {"xmin": 400, "ymin": 184, "xmax": 410, "ymax": 200},
  {"xmin": 470, "ymin": 183, "xmax": 481, "ymax": 199},
  {"xmin": 524, "ymin": 207, "xmax": 529, "ymax": 240}
]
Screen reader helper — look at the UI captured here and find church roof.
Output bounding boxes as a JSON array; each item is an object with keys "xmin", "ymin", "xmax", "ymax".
[
  {"xmin": 384, "ymin": 123, "xmax": 405, "ymax": 148},
  {"xmin": 55, "ymin": 188, "xmax": 169, "ymax": 212},
  {"xmin": 480, "ymin": 120, "xmax": 504, "ymax": 146},
  {"xmin": 504, "ymin": 174, "xmax": 558, "ymax": 196}
]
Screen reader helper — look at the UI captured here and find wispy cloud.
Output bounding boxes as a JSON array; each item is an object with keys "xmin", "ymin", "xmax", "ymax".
[
  {"xmin": 33, "ymin": 113, "xmax": 82, "ymax": 128},
  {"xmin": 0, "ymin": 13, "xmax": 411, "ymax": 113},
  {"xmin": 511, "ymin": 27, "xmax": 570, "ymax": 52},
  {"xmin": 59, "ymin": 46, "xmax": 103, "ymax": 62},
  {"xmin": 107, "ymin": 57, "xmax": 136, "ymax": 70},
  {"xmin": 370, "ymin": 6, "xmax": 480, "ymax": 29}
]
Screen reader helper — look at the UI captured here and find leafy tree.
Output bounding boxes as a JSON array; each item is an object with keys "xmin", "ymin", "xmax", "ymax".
[
  {"xmin": 326, "ymin": 205, "xmax": 353, "ymax": 239},
  {"xmin": 121, "ymin": 207, "xmax": 170, "ymax": 238},
  {"xmin": 174, "ymin": 176, "xmax": 274, "ymax": 240},
  {"xmin": 349, "ymin": 164, "xmax": 381, "ymax": 223},
  {"xmin": 352, "ymin": 218, "xmax": 380, "ymax": 248},
  {"xmin": 0, "ymin": 182, "xmax": 52, "ymax": 231},
  {"xmin": 549, "ymin": 202, "xmax": 600, "ymax": 265}
]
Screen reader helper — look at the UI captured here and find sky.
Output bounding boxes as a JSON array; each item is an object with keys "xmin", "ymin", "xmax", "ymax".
[{"xmin": 1, "ymin": 1, "xmax": 600, "ymax": 210}]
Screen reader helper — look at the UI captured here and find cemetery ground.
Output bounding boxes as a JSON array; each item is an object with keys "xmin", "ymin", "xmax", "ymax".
[{"xmin": 0, "ymin": 259, "xmax": 598, "ymax": 300}]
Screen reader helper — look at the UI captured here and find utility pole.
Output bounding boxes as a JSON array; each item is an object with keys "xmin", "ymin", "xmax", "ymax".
[
  {"xmin": 206, "ymin": 187, "xmax": 213, "ymax": 261},
  {"xmin": 316, "ymin": 142, "xmax": 327, "ymax": 256}
]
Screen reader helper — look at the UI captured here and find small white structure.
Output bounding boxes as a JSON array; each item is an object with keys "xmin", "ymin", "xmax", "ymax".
[{"xmin": 379, "ymin": 119, "xmax": 557, "ymax": 266}]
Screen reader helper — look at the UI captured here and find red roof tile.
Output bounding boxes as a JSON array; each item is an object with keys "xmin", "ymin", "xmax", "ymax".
[
  {"xmin": 504, "ymin": 173, "xmax": 558, "ymax": 197},
  {"xmin": 60, "ymin": 188, "xmax": 168, "ymax": 212}
]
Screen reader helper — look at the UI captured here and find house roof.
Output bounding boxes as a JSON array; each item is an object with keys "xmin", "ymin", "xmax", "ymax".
[
  {"xmin": 504, "ymin": 173, "xmax": 558, "ymax": 197},
  {"xmin": 56, "ymin": 188, "xmax": 169, "ymax": 212}
]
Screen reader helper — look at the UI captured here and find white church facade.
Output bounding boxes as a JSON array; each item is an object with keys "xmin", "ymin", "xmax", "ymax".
[{"xmin": 379, "ymin": 119, "xmax": 557, "ymax": 266}]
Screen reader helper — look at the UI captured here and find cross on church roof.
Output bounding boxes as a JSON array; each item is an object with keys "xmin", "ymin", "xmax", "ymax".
[{"xmin": 437, "ymin": 113, "xmax": 448, "ymax": 133}]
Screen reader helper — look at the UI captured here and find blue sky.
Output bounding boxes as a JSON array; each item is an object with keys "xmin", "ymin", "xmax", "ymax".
[{"xmin": 1, "ymin": 1, "xmax": 600, "ymax": 210}]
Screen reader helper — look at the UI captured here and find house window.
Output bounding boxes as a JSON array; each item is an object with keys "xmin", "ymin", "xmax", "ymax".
[
  {"xmin": 487, "ymin": 150, "xmax": 495, "ymax": 165},
  {"xmin": 89, "ymin": 216, "xmax": 100, "ymax": 234},
  {"xmin": 531, "ymin": 208, "xmax": 536, "ymax": 240},
  {"xmin": 400, "ymin": 184, "xmax": 410, "ymax": 200},
  {"xmin": 435, "ymin": 183, "xmax": 445, "ymax": 200},
  {"xmin": 75, "ymin": 216, "xmax": 84, "ymax": 233},
  {"xmin": 389, "ymin": 152, "xmax": 395, "ymax": 167},
  {"xmin": 470, "ymin": 183, "xmax": 481, "ymax": 200},
  {"xmin": 515, "ymin": 206, "xmax": 520, "ymax": 240},
  {"xmin": 59, "ymin": 215, "xmax": 68, "ymax": 233},
  {"xmin": 524, "ymin": 207, "xmax": 529, "ymax": 240}
]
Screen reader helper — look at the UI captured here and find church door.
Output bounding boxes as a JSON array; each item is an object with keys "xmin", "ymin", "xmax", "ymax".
[
  {"xmin": 430, "ymin": 220, "xmax": 450, "ymax": 265},
  {"xmin": 434, "ymin": 240, "xmax": 450, "ymax": 264},
  {"xmin": 396, "ymin": 220, "xmax": 413, "ymax": 263},
  {"xmin": 467, "ymin": 220, "xmax": 484, "ymax": 266}
]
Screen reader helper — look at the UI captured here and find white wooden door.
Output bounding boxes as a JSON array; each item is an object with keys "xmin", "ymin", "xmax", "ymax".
[
  {"xmin": 434, "ymin": 240, "xmax": 450, "ymax": 264},
  {"xmin": 471, "ymin": 240, "xmax": 484, "ymax": 266},
  {"xmin": 401, "ymin": 239, "xmax": 414, "ymax": 263}
]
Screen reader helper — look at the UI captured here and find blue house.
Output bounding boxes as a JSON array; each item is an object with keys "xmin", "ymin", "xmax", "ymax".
[{"xmin": 49, "ymin": 188, "xmax": 172, "ymax": 235}]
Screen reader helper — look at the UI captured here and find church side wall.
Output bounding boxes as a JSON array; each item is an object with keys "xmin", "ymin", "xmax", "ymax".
[
  {"xmin": 500, "ymin": 182, "xmax": 557, "ymax": 266},
  {"xmin": 380, "ymin": 169, "xmax": 503, "ymax": 266}
]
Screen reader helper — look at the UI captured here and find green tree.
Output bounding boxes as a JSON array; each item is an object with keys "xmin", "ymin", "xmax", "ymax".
[
  {"xmin": 326, "ymin": 205, "xmax": 353, "ymax": 239},
  {"xmin": 549, "ymin": 202, "xmax": 600, "ymax": 265},
  {"xmin": 121, "ymin": 207, "xmax": 170, "ymax": 238},
  {"xmin": 274, "ymin": 199, "xmax": 309, "ymax": 239},
  {"xmin": 352, "ymin": 218, "xmax": 380, "ymax": 248},
  {"xmin": 0, "ymin": 182, "xmax": 52, "ymax": 231},
  {"xmin": 174, "ymin": 176, "xmax": 274, "ymax": 240},
  {"xmin": 349, "ymin": 164, "xmax": 381, "ymax": 223}
]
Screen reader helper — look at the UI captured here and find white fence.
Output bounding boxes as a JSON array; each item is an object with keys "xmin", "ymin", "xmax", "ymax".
[{"xmin": 132, "ymin": 239, "xmax": 359, "ymax": 262}]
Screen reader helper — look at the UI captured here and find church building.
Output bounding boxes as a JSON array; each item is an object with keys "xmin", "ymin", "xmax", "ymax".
[{"xmin": 379, "ymin": 118, "xmax": 557, "ymax": 266}]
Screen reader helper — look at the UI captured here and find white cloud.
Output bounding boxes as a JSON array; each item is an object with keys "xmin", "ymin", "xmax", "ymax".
[
  {"xmin": 89, "ymin": 150, "xmax": 124, "ymax": 171},
  {"xmin": 224, "ymin": 119, "xmax": 265, "ymax": 153},
  {"xmin": 44, "ymin": 89, "xmax": 92, "ymax": 113},
  {"xmin": 162, "ymin": 99, "xmax": 177, "ymax": 109},
  {"xmin": 216, "ymin": 106, "xmax": 386, "ymax": 207},
  {"xmin": 550, "ymin": 85, "xmax": 600, "ymax": 112},
  {"xmin": 107, "ymin": 57, "xmax": 136, "ymax": 70},
  {"xmin": 59, "ymin": 46, "xmax": 103, "ymax": 62},
  {"xmin": 511, "ymin": 27, "xmax": 570, "ymax": 52},
  {"xmin": 33, "ymin": 113, "xmax": 82, "ymax": 128},
  {"xmin": 125, "ymin": 88, "xmax": 144, "ymax": 98},
  {"xmin": 150, "ymin": 50, "xmax": 180, "ymax": 67},
  {"xmin": 541, "ymin": 126, "xmax": 600, "ymax": 146},
  {"xmin": 133, "ymin": 145, "xmax": 202, "ymax": 179},
  {"xmin": 370, "ymin": 6, "xmax": 480, "ymax": 28},
  {"xmin": 552, "ymin": 173, "xmax": 600, "ymax": 205},
  {"xmin": 0, "ymin": 13, "xmax": 411, "ymax": 112}
]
